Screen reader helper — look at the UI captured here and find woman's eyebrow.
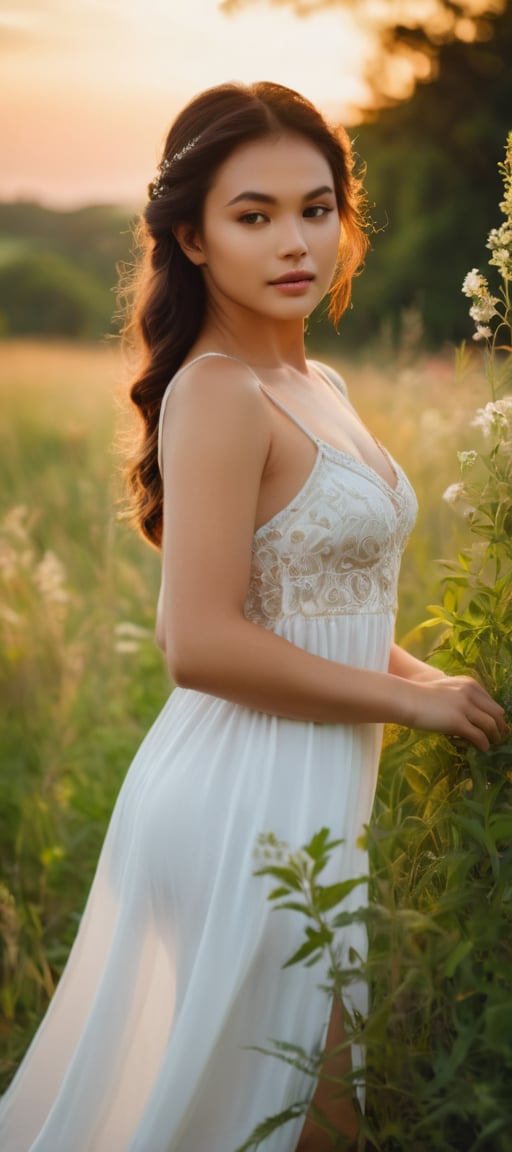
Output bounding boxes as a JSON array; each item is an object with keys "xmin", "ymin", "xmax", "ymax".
[{"xmin": 225, "ymin": 184, "xmax": 335, "ymax": 207}]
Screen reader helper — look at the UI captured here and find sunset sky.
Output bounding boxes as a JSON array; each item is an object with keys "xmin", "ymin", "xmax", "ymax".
[{"xmin": 1, "ymin": 0, "xmax": 376, "ymax": 208}]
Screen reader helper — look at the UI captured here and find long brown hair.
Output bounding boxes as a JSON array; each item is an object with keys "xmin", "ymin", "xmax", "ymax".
[{"xmin": 122, "ymin": 81, "xmax": 369, "ymax": 548}]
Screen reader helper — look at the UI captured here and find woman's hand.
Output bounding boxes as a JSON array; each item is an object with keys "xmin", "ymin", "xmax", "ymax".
[{"xmin": 402, "ymin": 675, "xmax": 509, "ymax": 751}]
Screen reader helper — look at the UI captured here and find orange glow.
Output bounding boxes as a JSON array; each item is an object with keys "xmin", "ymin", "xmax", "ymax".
[{"xmin": 0, "ymin": 0, "xmax": 373, "ymax": 208}]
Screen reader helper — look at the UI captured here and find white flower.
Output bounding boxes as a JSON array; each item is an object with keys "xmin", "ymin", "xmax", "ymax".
[
  {"xmin": 442, "ymin": 482, "xmax": 466, "ymax": 506},
  {"xmin": 469, "ymin": 297, "xmax": 499, "ymax": 324},
  {"xmin": 471, "ymin": 398, "xmax": 512, "ymax": 437},
  {"xmin": 457, "ymin": 450, "xmax": 478, "ymax": 471},
  {"xmin": 442, "ymin": 483, "xmax": 475, "ymax": 517},
  {"xmin": 462, "ymin": 269, "xmax": 485, "ymax": 297},
  {"xmin": 500, "ymin": 192, "xmax": 512, "ymax": 218},
  {"xmin": 473, "ymin": 325, "xmax": 493, "ymax": 342},
  {"xmin": 488, "ymin": 249, "xmax": 512, "ymax": 279}
]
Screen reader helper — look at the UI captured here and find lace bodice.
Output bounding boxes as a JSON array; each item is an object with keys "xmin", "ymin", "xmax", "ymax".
[
  {"xmin": 244, "ymin": 440, "xmax": 416, "ymax": 626},
  {"xmin": 157, "ymin": 353, "xmax": 417, "ymax": 631}
]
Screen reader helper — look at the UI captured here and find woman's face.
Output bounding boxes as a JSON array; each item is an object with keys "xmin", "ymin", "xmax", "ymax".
[{"xmin": 189, "ymin": 132, "xmax": 341, "ymax": 323}]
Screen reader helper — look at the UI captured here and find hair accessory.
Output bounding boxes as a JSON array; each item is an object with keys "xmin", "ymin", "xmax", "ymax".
[{"xmin": 149, "ymin": 136, "xmax": 201, "ymax": 199}]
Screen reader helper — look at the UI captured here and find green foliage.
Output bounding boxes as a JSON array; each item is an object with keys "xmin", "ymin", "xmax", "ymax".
[
  {"xmin": 240, "ymin": 134, "xmax": 512, "ymax": 1150},
  {"xmin": 0, "ymin": 252, "xmax": 110, "ymax": 338},
  {"xmin": 0, "ymin": 203, "xmax": 133, "ymax": 339},
  {"xmin": 309, "ymin": 2, "xmax": 512, "ymax": 356}
]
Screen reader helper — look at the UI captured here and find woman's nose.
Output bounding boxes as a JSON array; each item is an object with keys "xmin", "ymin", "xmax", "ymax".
[{"xmin": 276, "ymin": 217, "xmax": 308, "ymax": 259}]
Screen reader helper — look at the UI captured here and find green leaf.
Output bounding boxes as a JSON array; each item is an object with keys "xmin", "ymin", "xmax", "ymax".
[
  {"xmin": 253, "ymin": 865, "xmax": 304, "ymax": 892},
  {"xmin": 315, "ymin": 876, "xmax": 367, "ymax": 913},
  {"xmin": 283, "ymin": 926, "xmax": 333, "ymax": 969},
  {"xmin": 484, "ymin": 1003, "xmax": 512, "ymax": 1054},
  {"xmin": 441, "ymin": 938, "xmax": 473, "ymax": 978},
  {"xmin": 232, "ymin": 1102, "xmax": 308, "ymax": 1151}
]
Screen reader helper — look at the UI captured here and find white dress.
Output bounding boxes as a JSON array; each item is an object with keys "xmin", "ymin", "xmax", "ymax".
[{"xmin": 0, "ymin": 353, "xmax": 417, "ymax": 1152}]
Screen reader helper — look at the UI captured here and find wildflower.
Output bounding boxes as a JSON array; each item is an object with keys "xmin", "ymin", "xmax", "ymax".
[
  {"xmin": 469, "ymin": 297, "xmax": 499, "ymax": 324},
  {"xmin": 462, "ymin": 269, "xmax": 485, "ymax": 297},
  {"xmin": 442, "ymin": 483, "xmax": 475, "ymax": 517},
  {"xmin": 457, "ymin": 450, "xmax": 478, "ymax": 471},
  {"xmin": 442, "ymin": 482, "xmax": 466, "ymax": 506},
  {"xmin": 462, "ymin": 132, "xmax": 512, "ymax": 338},
  {"xmin": 34, "ymin": 551, "xmax": 70, "ymax": 606},
  {"xmin": 498, "ymin": 130, "xmax": 512, "ymax": 219},
  {"xmin": 487, "ymin": 226, "xmax": 512, "ymax": 280},
  {"xmin": 471, "ymin": 398, "xmax": 512, "ymax": 437}
]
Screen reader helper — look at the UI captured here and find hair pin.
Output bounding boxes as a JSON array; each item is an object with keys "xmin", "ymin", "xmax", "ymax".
[{"xmin": 149, "ymin": 136, "xmax": 201, "ymax": 199}]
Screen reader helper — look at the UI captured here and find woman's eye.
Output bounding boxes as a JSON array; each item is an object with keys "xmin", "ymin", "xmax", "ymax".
[
  {"xmin": 239, "ymin": 212, "xmax": 267, "ymax": 225},
  {"xmin": 303, "ymin": 205, "xmax": 333, "ymax": 218}
]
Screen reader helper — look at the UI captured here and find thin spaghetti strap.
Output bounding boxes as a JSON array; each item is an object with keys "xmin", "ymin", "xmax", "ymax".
[
  {"xmin": 157, "ymin": 352, "xmax": 261, "ymax": 474},
  {"xmin": 257, "ymin": 385, "xmax": 319, "ymax": 447}
]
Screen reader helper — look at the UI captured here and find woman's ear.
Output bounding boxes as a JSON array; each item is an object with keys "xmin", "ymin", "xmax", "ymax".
[{"xmin": 173, "ymin": 223, "xmax": 206, "ymax": 267}]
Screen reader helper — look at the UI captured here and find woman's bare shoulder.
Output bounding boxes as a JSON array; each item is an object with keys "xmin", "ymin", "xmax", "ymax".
[
  {"xmin": 170, "ymin": 353, "xmax": 263, "ymax": 406},
  {"xmin": 160, "ymin": 353, "xmax": 271, "ymax": 467}
]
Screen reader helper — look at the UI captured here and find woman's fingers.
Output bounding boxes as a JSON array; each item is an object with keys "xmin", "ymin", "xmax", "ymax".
[
  {"xmin": 458, "ymin": 680, "xmax": 508, "ymax": 747},
  {"xmin": 414, "ymin": 676, "xmax": 509, "ymax": 749}
]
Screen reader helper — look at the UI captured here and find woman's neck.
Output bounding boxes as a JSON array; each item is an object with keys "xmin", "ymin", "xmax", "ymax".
[{"xmin": 196, "ymin": 308, "xmax": 308, "ymax": 373}]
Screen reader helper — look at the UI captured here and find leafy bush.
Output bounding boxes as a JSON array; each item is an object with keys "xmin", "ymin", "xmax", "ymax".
[
  {"xmin": 0, "ymin": 202, "xmax": 133, "ymax": 339},
  {"xmin": 0, "ymin": 252, "xmax": 111, "ymax": 338},
  {"xmin": 238, "ymin": 133, "xmax": 512, "ymax": 1152}
]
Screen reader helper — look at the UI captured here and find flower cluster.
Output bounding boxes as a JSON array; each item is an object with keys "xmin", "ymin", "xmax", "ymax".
[
  {"xmin": 470, "ymin": 398, "xmax": 512, "ymax": 456},
  {"xmin": 462, "ymin": 131, "xmax": 512, "ymax": 343},
  {"xmin": 487, "ymin": 132, "xmax": 512, "ymax": 282},
  {"xmin": 461, "ymin": 269, "xmax": 499, "ymax": 341}
]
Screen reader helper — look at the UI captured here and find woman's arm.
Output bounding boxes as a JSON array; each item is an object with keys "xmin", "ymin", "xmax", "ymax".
[
  {"xmin": 159, "ymin": 358, "xmax": 507, "ymax": 751},
  {"xmin": 388, "ymin": 644, "xmax": 447, "ymax": 683}
]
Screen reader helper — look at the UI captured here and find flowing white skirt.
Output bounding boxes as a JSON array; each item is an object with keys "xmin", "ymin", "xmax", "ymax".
[{"xmin": 0, "ymin": 611, "xmax": 393, "ymax": 1152}]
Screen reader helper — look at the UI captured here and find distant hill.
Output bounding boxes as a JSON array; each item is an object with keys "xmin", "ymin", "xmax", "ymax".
[{"xmin": 0, "ymin": 202, "xmax": 134, "ymax": 339}]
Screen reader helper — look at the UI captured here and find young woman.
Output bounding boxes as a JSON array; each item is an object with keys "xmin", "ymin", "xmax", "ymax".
[{"xmin": 0, "ymin": 82, "xmax": 507, "ymax": 1152}]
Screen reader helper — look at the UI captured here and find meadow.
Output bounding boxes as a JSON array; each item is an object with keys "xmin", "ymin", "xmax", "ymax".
[{"xmin": 0, "ymin": 337, "xmax": 506, "ymax": 1127}]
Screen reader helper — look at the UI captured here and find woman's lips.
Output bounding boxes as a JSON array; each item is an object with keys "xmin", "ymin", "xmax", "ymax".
[
  {"xmin": 269, "ymin": 271, "xmax": 314, "ymax": 284},
  {"xmin": 269, "ymin": 272, "xmax": 315, "ymax": 293}
]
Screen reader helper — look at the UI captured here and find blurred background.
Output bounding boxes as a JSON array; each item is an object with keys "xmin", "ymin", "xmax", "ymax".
[
  {"xmin": 1, "ymin": 0, "xmax": 510, "ymax": 347},
  {"xmin": 1, "ymin": 0, "xmax": 511, "ymax": 1089}
]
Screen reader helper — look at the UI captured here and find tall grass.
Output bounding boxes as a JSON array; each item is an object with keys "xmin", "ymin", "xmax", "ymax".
[
  {"xmin": 0, "ymin": 336, "xmax": 493, "ymax": 1092},
  {"xmin": 0, "ymin": 342, "xmax": 168, "ymax": 1083}
]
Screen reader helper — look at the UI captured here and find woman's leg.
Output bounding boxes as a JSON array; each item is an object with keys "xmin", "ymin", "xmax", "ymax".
[{"xmin": 295, "ymin": 998, "xmax": 359, "ymax": 1152}]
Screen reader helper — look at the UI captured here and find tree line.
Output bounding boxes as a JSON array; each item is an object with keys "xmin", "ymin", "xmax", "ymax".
[{"xmin": 0, "ymin": 0, "xmax": 510, "ymax": 351}]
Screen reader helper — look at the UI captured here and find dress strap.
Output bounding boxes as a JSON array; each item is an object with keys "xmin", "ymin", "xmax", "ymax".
[
  {"xmin": 257, "ymin": 358, "xmax": 349, "ymax": 446},
  {"xmin": 157, "ymin": 352, "xmax": 338, "ymax": 473},
  {"xmin": 157, "ymin": 352, "xmax": 260, "ymax": 474},
  {"xmin": 256, "ymin": 385, "xmax": 319, "ymax": 447}
]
